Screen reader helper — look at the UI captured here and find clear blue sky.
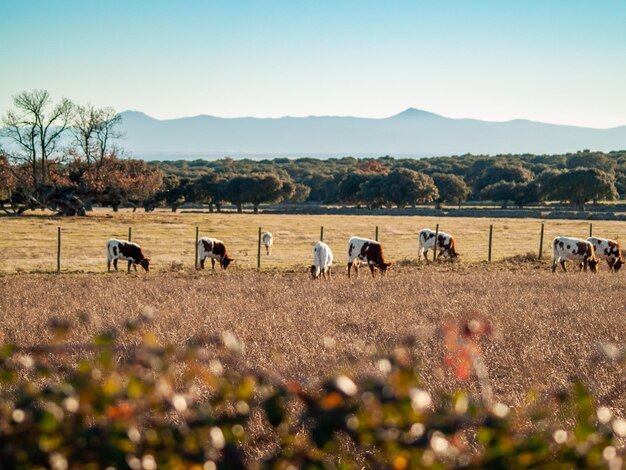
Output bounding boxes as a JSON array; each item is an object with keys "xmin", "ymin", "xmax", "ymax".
[{"xmin": 1, "ymin": 0, "xmax": 625, "ymax": 128}]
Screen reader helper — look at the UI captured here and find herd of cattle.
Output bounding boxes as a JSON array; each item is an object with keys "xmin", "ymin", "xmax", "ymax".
[{"xmin": 105, "ymin": 228, "xmax": 624, "ymax": 276}]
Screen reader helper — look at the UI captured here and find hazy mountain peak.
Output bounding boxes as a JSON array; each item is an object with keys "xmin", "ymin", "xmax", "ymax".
[
  {"xmin": 389, "ymin": 107, "xmax": 443, "ymax": 119},
  {"xmin": 119, "ymin": 110, "xmax": 154, "ymax": 120}
]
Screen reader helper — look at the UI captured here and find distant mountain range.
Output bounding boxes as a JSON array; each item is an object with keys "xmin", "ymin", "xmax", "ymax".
[{"xmin": 79, "ymin": 108, "xmax": 626, "ymax": 160}]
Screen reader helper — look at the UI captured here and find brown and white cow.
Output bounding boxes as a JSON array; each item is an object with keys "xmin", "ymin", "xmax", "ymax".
[
  {"xmin": 417, "ymin": 228, "xmax": 458, "ymax": 263},
  {"xmin": 106, "ymin": 239, "xmax": 150, "ymax": 273},
  {"xmin": 197, "ymin": 237, "xmax": 233, "ymax": 270},
  {"xmin": 347, "ymin": 236, "xmax": 392, "ymax": 277},
  {"xmin": 587, "ymin": 237, "xmax": 624, "ymax": 272},
  {"xmin": 552, "ymin": 237, "xmax": 599, "ymax": 273}
]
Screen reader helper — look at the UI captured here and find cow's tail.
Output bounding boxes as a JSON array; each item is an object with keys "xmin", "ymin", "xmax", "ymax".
[
  {"xmin": 449, "ymin": 237, "xmax": 458, "ymax": 257},
  {"xmin": 106, "ymin": 241, "xmax": 113, "ymax": 263},
  {"xmin": 552, "ymin": 238, "xmax": 560, "ymax": 261}
]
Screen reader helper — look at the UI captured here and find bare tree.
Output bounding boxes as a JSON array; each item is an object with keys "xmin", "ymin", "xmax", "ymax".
[
  {"xmin": 94, "ymin": 107, "xmax": 123, "ymax": 168},
  {"xmin": 72, "ymin": 104, "xmax": 122, "ymax": 168},
  {"xmin": 2, "ymin": 90, "xmax": 74, "ymax": 188}
]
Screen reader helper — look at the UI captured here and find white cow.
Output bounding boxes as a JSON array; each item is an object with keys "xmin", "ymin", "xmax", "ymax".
[
  {"xmin": 587, "ymin": 236, "xmax": 624, "ymax": 272},
  {"xmin": 311, "ymin": 241, "xmax": 333, "ymax": 279},
  {"xmin": 417, "ymin": 229, "xmax": 458, "ymax": 263},
  {"xmin": 552, "ymin": 236, "xmax": 599, "ymax": 273},
  {"xmin": 262, "ymin": 232, "xmax": 274, "ymax": 256}
]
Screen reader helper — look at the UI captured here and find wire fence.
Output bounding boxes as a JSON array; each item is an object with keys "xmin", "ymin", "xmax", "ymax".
[{"xmin": 1, "ymin": 212, "xmax": 620, "ymax": 274}]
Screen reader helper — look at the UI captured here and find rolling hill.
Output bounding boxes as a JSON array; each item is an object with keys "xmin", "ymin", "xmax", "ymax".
[{"xmin": 61, "ymin": 108, "xmax": 626, "ymax": 159}]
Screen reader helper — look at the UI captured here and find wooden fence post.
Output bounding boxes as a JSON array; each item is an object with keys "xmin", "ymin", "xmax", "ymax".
[
  {"xmin": 128, "ymin": 226, "xmax": 132, "ymax": 242},
  {"xmin": 320, "ymin": 226, "xmax": 324, "ymax": 242},
  {"xmin": 195, "ymin": 226, "xmax": 199, "ymax": 270},
  {"xmin": 257, "ymin": 227, "xmax": 262, "ymax": 272},
  {"xmin": 589, "ymin": 223, "xmax": 593, "ymax": 238},
  {"xmin": 488, "ymin": 224, "xmax": 493, "ymax": 262},
  {"xmin": 538, "ymin": 223, "xmax": 544, "ymax": 259},
  {"xmin": 433, "ymin": 224, "xmax": 439, "ymax": 262},
  {"xmin": 375, "ymin": 225, "xmax": 379, "ymax": 241},
  {"xmin": 57, "ymin": 226, "xmax": 61, "ymax": 273}
]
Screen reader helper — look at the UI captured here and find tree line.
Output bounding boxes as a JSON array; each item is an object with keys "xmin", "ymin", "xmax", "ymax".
[
  {"xmin": 2, "ymin": 89, "xmax": 625, "ymax": 215},
  {"xmin": 153, "ymin": 149, "xmax": 626, "ymax": 211}
]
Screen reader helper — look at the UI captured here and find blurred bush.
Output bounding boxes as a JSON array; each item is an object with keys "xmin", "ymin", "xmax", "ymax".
[{"xmin": 0, "ymin": 317, "xmax": 623, "ymax": 469}]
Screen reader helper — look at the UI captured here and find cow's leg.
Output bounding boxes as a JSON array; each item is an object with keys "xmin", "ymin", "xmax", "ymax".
[
  {"xmin": 107, "ymin": 259, "xmax": 111, "ymax": 272},
  {"xmin": 369, "ymin": 263, "xmax": 376, "ymax": 277},
  {"xmin": 583, "ymin": 258, "xmax": 588, "ymax": 272},
  {"xmin": 560, "ymin": 260, "xmax": 567, "ymax": 272},
  {"xmin": 211, "ymin": 258, "xmax": 216, "ymax": 270},
  {"xmin": 200, "ymin": 257, "xmax": 205, "ymax": 269},
  {"xmin": 347, "ymin": 262, "xmax": 352, "ymax": 278},
  {"xmin": 607, "ymin": 259, "xmax": 614, "ymax": 272},
  {"xmin": 327, "ymin": 267, "xmax": 332, "ymax": 279},
  {"xmin": 423, "ymin": 249, "xmax": 430, "ymax": 263},
  {"xmin": 113, "ymin": 259, "xmax": 118, "ymax": 271},
  {"xmin": 133, "ymin": 263, "xmax": 138, "ymax": 272},
  {"xmin": 127, "ymin": 260, "xmax": 132, "ymax": 273},
  {"xmin": 436, "ymin": 249, "xmax": 445, "ymax": 259}
]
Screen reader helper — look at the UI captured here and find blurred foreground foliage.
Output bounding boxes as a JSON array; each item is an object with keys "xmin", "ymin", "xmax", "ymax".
[{"xmin": 0, "ymin": 316, "xmax": 624, "ymax": 469}]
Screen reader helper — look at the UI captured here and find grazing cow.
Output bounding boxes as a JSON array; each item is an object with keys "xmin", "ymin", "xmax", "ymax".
[
  {"xmin": 311, "ymin": 241, "xmax": 333, "ymax": 280},
  {"xmin": 552, "ymin": 237, "xmax": 599, "ymax": 273},
  {"xmin": 417, "ymin": 228, "xmax": 458, "ymax": 262},
  {"xmin": 587, "ymin": 236, "xmax": 624, "ymax": 272},
  {"xmin": 197, "ymin": 237, "xmax": 233, "ymax": 270},
  {"xmin": 106, "ymin": 239, "xmax": 150, "ymax": 273},
  {"xmin": 262, "ymin": 232, "xmax": 274, "ymax": 256},
  {"xmin": 347, "ymin": 236, "xmax": 392, "ymax": 277}
]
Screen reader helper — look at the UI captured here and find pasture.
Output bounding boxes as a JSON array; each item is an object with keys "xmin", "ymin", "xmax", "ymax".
[
  {"xmin": 0, "ymin": 269, "xmax": 624, "ymax": 416},
  {"xmin": 1, "ymin": 211, "xmax": 625, "ymax": 462},
  {"xmin": 2, "ymin": 209, "xmax": 626, "ymax": 273}
]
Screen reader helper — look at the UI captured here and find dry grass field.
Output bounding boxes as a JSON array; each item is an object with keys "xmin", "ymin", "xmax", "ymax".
[
  {"xmin": 1, "ymin": 209, "xmax": 625, "ymax": 448},
  {"xmin": 2, "ymin": 208, "xmax": 626, "ymax": 273},
  {"xmin": 0, "ymin": 268, "xmax": 624, "ymax": 417}
]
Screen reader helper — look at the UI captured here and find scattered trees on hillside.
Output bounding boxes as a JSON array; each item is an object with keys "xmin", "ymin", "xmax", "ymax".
[
  {"xmin": 1, "ymin": 90, "xmax": 165, "ymax": 215},
  {"xmin": 540, "ymin": 168, "xmax": 618, "ymax": 210},
  {"xmin": 384, "ymin": 169, "xmax": 439, "ymax": 208},
  {"xmin": 473, "ymin": 163, "xmax": 533, "ymax": 197},
  {"xmin": 2, "ymin": 89, "xmax": 626, "ymax": 214},
  {"xmin": 221, "ymin": 174, "xmax": 295, "ymax": 213},
  {"xmin": 431, "ymin": 173, "xmax": 471, "ymax": 209}
]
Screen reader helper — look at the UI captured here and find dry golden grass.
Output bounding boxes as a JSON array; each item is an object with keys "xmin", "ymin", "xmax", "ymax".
[
  {"xmin": 0, "ymin": 268, "xmax": 624, "ymax": 415},
  {"xmin": 1, "ymin": 208, "xmax": 625, "ymax": 273}
]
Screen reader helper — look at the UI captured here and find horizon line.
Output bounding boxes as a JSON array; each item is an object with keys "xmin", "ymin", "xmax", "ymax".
[{"xmin": 118, "ymin": 108, "xmax": 626, "ymax": 131}]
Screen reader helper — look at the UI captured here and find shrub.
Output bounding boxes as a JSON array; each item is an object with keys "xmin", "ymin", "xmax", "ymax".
[{"xmin": 0, "ymin": 317, "xmax": 623, "ymax": 468}]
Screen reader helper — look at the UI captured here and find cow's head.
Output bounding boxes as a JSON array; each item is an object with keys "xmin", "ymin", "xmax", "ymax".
[
  {"xmin": 379, "ymin": 262, "xmax": 392, "ymax": 274},
  {"xmin": 310, "ymin": 265, "xmax": 319, "ymax": 279},
  {"xmin": 140, "ymin": 258, "xmax": 150, "ymax": 272},
  {"xmin": 613, "ymin": 257, "xmax": 624, "ymax": 273},
  {"xmin": 222, "ymin": 256, "xmax": 233, "ymax": 269},
  {"xmin": 588, "ymin": 256, "xmax": 600, "ymax": 273}
]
